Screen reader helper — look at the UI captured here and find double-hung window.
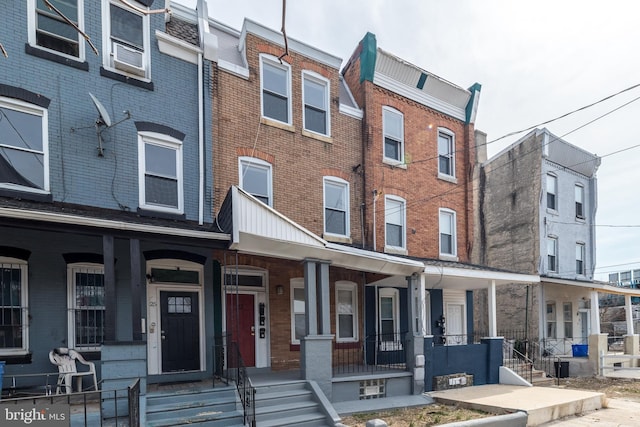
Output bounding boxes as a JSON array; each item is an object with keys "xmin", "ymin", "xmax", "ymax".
[
  {"xmin": 575, "ymin": 184, "xmax": 584, "ymax": 219},
  {"xmin": 323, "ymin": 177, "xmax": 349, "ymax": 237},
  {"xmin": 29, "ymin": 0, "xmax": 84, "ymax": 59},
  {"xmin": 382, "ymin": 107, "xmax": 403, "ymax": 163},
  {"xmin": 68, "ymin": 264, "xmax": 105, "ymax": 350},
  {"xmin": 576, "ymin": 243, "xmax": 585, "ymax": 275},
  {"xmin": 103, "ymin": 0, "xmax": 149, "ymax": 78},
  {"xmin": 290, "ymin": 279, "xmax": 305, "ymax": 344},
  {"xmin": 336, "ymin": 282, "xmax": 357, "ymax": 342},
  {"xmin": 438, "ymin": 129, "xmax": 455, "ymax": 178},
  {"xmin": 0, "ymin": 258, "xmax": 29, "ymax": 355},
  {"xmin": 138, "ymin": 132, "xmax": 183, "ymax": 213},
  {"xmin": 439, "ymin": 209, "xmax": 457, "ymax": 257},
  {"xmin": 261, "ymin": 56, "xmax": 291, "ymax": 125},
  {"xmin": 303, "ymin": 72, "xmax": 330, "ymax": 135},
  {"xmin": 239, "ymin": 157, "xmax": 273, "ymax": 207},
  {"xmin": 546, "ymin": 302, "xmax": 557, "ymax": 339},
  {"xmin": 0, "ymin": 97, "xmax": 49, "ymax": 193},
  {"xmin": 547, "ymin": 237, "xmax": 558, "ymax": 273},
  {"xmin": 563, "ymin": 302, "xmax": 573, "ymax": 338},
  {"xmin": 385, "ymin": 196, "xmax": 406, "ymax": 251},
  {"xmin": 547, "ymin": 174, "xmax": 557, "ymax": 211}
]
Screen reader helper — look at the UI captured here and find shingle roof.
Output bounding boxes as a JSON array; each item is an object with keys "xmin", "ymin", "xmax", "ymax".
[{"xmin": 166, "ymin": 17, "xmax": 199, "ymax": 46}]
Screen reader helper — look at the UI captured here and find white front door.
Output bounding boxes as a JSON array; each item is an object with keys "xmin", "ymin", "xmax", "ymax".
[{"xmin": 446, "ymin": 303, "xmax": 465, "ymax": 345}]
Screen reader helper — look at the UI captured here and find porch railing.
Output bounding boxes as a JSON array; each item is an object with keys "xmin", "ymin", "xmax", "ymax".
[
  {"xmin": 212, "ymin": 335, "xmax": 256, "ymax": 427},
  {"xmin": 502, "ymin": 339, "xmax": 533, "ymax": 383},
  {"xmin": 333, "ymin": 332, "xmax": 407, "ymax": 375}
]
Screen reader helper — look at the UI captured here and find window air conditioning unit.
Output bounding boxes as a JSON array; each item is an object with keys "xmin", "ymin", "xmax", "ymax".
[{"xmin": 113, "ymin": 42, "xmax": 145, "ymax": 77}]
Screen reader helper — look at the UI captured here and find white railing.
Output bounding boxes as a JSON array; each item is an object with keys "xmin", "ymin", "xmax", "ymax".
[{"xmin": 599, "ymin": 350, "xmax": 640, "ymax": 376}]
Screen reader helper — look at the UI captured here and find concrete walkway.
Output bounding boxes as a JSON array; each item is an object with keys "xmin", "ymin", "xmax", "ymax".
[{"xmin": 428, "ymin": 385, "xmax": 605, "ymax": 426}]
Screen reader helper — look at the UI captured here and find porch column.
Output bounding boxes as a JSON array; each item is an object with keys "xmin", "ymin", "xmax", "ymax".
[
  {"xmin": 590, "ymin": 290, "xmax": 601, "ymax": 334},
  {"xmin": 625, "ymin": 295, "xmax": 634, "ymax": 336},
  {"xmin": 588, "ymin": 290, "xmax": 607, "ymax": 375},
  {"xmin": 406, "ymin": 274, "xmax": 425, "ymax": 394},
  {"xmin": 623, "ymin": 295, "xmax": 639, "ymax": 365},
  {"xmin": 487, "ymin": 280, "xmax": 497, "ymax": 338},
  {"xmin": 130, "ymin": 239, "xmax": 143, "ymax": 341},
  {"xmin": 103, "ymin": 235, "xmax": 116, "ymax": 342},
  {"xmin": 301, "ymin": 259, "xmax": 333, "ymax": 400}
]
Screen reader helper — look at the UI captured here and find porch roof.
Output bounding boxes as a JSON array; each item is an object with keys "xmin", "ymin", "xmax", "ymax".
[
  {"xmin": 221, "ymin": 186, "xmax": 425, "ymax": 276},
  {"xmin": 542, "ymin": 276, "xmax": 640, "ymax": 296}
]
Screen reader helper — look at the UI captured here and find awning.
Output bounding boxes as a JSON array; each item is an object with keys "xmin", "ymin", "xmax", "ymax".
[{"xmin": 542, "ymin": 276, "xmax": 640, "ymax": 297}]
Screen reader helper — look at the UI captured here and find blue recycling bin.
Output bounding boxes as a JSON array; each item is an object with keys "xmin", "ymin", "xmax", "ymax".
[
  {"xmin": 0, "ymin": 361, "xmax": 5, "ymax": 398},
  {"xmin": 572, "ymin": 344, "xmax": 588, "ymax": 357}
]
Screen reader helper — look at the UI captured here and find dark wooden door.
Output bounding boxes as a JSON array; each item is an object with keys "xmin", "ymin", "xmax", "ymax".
[
  {"xmin": 226, "ymin": 293, "xmax": 256, "ymax": 367},
  {"xmin": 160, "ymin": 291, "xmax": 200, "ymax": 372}
]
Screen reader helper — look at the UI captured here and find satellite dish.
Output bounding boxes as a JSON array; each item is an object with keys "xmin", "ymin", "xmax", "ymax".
[{"xmin": 89, "ymin": 92, "xmax": 112, "ymax": 128}]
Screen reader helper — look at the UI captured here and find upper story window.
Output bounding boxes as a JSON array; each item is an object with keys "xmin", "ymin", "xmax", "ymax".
[
  {"xmin": 608, "ymin": 273, "xmax": 618, "ymax": 284},
  {"xmin": 335, "ymin": 281, "xmax": 358, "ymax": 342},
  {"xmin": 0, "ymin": 97, "xmax": 49, "ymax": 194},
  {"xmin": 620, "ymin": 271, "xmax": 632, "ymax": 284},
  {"xmin": 438, "ymin": 129, "xmax": 455, "ymax": 178},
  {"xmin": 547, "ymin": 236, "xmax": 558, "ymax": 273},
  {"xmin": 385, "ymin": 196, "xmax": 406, "ymax": 251},
  {"xmin": 439, "ymin": 208, "xmax": 457, "ymax": 257},
  {"xmin": 261, "ymin": 56, "xmax": 291, "ymax": 125},
  {"xmin": 575, "ymin": 184, "xmax": 584, "ymax": 219},
  {"xmin": 323, "ymin": 177, "xmax": 349, "ymax": 238},
  {"xmin": 138, "ymin": 132, "xmax": 183, "ymax": 214},
  {"xmin": 103, "ymin": 0, "xmax": 150, "ymax": 79},
  {"xmin": 382, "ymin": 107, "xmax": 404, "ymax": 164},
  {"xmin": 67, "ymin": 263, "xmax": 105, "ymax": 350},
  {"xmin": 546, "ymin": 174, "xmax": 557, "ymax": 211},
  {"xmin": 303, "ymin": 72, "xmax": 330, "ymax": 136},
  {"xmin": 29, "ymin": 0, "xmax": 84, "ymax": 59},
  {"xmin": 576, "ymin": 243, "xmax": 585, "ymax": 275},
  {"xmin": 239, "ymin": 157, "xmax": 273, "ymax": 207},
  {"xmin": 0, "ymin": 258, "xmax": 30, "ymax": 356}
]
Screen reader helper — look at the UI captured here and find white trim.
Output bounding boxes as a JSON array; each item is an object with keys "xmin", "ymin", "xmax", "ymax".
[
  {"xmin": 444, "ymin": 289, "xmax": 466, "ymax": 345},
  {"xmin": 437, "ymin": 127, "xmax": 456, "ymax": 179},
  {"xmin": 67, "ymin": 262, "xmax": 105, "ymax": 351},
  {"xmin": 302, "ymin": 70, "xmax": 331, "ymax": 137},
  {"xmin": 382, "ymin": 106, "xmax": 404, "ymax": 164},
  {"xmin": 323, "ymin": 176, "xmax": 350, "ymax": 239},
  {"xmin": 335, "ymin": 281, "xmax": 358, "ymax": 342},
  {"xmin": 439, "ymin": 208, "xmax": 457, "ymax": 258},
  {"xmin": 290, "ymin": 278, "xmax": 305, "ymax": 345},
  {"xmin": 138, "ymin": 131, "xmax": 184, "ymax": 214},
  {"xmin": 384, "ymin": 195, "xmax": 406, "ymax": 252},
  {"xmin": 218, "ymin": 59, "xmax": 250, "ymax": 79},
  {"xmin": 547, "ymin": 236, "xmax": 558, "ymax": 273},
  {"xmin": 339, "ymin": 103, "xmax": 363, "ymax": 119},
  {"xmin": 27, "ymin": 0, "xmax": 86, "ymax": 62},
  {"xmin": 546, "ymin": 173, "xmax": 558, "ymax": 212},
  {"xmin": 0, "ymin": 257, "xmax": 29, "ymax": 356},
  {"xmin": 239, "ymin": 157, "xmax": 273, "ymax": 207},
  {"xmin": 155, "ymin": 30, "xmax": 202, "ymax": 64},
  {"xmin": 260, "ymin": 54, "xmax": 292, "ymax": 126}
]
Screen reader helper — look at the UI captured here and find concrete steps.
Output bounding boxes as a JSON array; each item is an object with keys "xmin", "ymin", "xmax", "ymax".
[
  {"xmin": 253, "ymin": 381, "xmax": 332, "ymax": 427},
  {"xmin": 145, "ymin": 385, "xmax": 245, "ymax": 427},
  {"xmin": 505, "ymin": 359, "xmax": 556, "ymax": 386}
]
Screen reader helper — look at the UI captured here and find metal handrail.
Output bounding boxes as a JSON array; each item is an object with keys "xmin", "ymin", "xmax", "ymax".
[{"xmin": 503, "ymin": 339, "xmax": 533, "ymax": 383}]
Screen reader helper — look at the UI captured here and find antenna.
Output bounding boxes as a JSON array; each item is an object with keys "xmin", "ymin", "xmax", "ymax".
[{"xmin": 87, "ymin": 93, "xmax": 130, "ymax": 156}]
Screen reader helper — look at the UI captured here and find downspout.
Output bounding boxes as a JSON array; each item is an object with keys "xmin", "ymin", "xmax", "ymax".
[
  {"xmin": 196, "ymin": 0, "xmax": 206, "ymax": 225},
  {"xmin": 372, "ymin": 189, "xmax": 377, "ymax": 251}
]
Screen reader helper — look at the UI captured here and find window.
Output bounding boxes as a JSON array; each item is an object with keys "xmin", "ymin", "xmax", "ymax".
[
  {"xmin": 575, "ymin": 185, "xmax": 584, "ymax": 219},
  {"xmin": 303, "ymin": 72, "xmax": 329, "ymax": 135},
  {"xmin": 547, "ymin": 237, "xmax": 558, "ymax": 273},
  {"xmin": 239, "ymin": 157, "xmax": 273, "ymax": 207},
  {"xmin": 547, "ymin": 174, "xmax": 557, "ymax": 210},
  {"xmin": 138, "ymin": 132, "xmax": 183, "ymax": 213},
  {"xmin": 576, "ymin": 243, "xmax": 585, "ymax": 275},
  {"xmin": 323, "ymin": 177, "xmax": 349, "ymax": 237},
  {"xmin": 546, "ymin": 302, "xmax": 557, "ymax": 339},
  {"xmin": 261, "ymin": 56, "xmax": 291, "ymax": 124},
  {"xmin": 633, "ymin": 270, "xmax": 640, "ymax": 285},
  {"xmin": 378, "ymin": 288, "xmax": 400, "ymax": 345},
  {"xmin": 290, "ymin": 279, "xmax": 305, "ymax": 344},
  {"xmin": 382, "ymin": 107, "xmax": 403, "ymax": 163},
  {"xmin": 68, "ymin": 264, "xmax": 104, "ymax": 350},
  {"xmin": 385, "ymin": 196, "xmax": 406, "ymax": 250},
  {"xmin": 563, "ymin": 302, "xmax": 573, "ymax": 338},
  {"xmin": 0, "ymin": 97, "xmax": 49, "ymax": 193},
  {"xmin": 608, "ymin": 273, "xmax": 618, "ymax": 284},
  {"xmin": 438, "ymin": 129, "xmax": 455, "ymax": 177},
  {"xmin": 29, "ymin": 0, "xmax": 84, "ymax": 59},
  {"xmin": 336, "ymin": 282, "xmax": 357, "ymax": 342},
  {"xmin": 0, "ymin": 258, "xmax": 29, "ymax": 355},
  {"xmin": 620, "ymin": 271, "xmax": 632, "ymax": 285},
  {"xmin": 103, "ymin": 0, "xmax": 150, "ymax": 78},
  {"xmin": 439, "ymin": 209, "xmax": 457, "ymax": 256}
]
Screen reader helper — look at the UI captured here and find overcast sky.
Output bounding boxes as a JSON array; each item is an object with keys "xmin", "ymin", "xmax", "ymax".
[{"xmin": 177, "ymin": 0, "xmax": 640, "ymax": 281}]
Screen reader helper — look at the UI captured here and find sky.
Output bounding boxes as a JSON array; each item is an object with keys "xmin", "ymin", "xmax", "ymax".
[{"xmin": 176, "ymin": 0, "xmax": 640, "ymax": 281}]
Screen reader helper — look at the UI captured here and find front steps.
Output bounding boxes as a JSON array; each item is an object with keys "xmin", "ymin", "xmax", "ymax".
[
  {"xmin": 506, "ymin": 359, "xmax": 555, "ymax": 386},
  {"xmin": 146, "ymin": 385, "xmax": 245, "ymax": 426},
  {"xmin": 254, "ymin": 381, "xmax": 333, "ymax": 427}
]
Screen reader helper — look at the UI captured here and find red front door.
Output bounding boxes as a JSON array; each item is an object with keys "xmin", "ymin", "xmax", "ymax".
[{"xmin": 226, "ymin": 293, "xmax": 256, "ymax": 367}]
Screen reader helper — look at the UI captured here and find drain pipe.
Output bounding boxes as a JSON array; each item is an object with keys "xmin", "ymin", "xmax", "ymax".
[{"xmin": 372, "ymin": 189, "xmax": 377, "ymax": 251}]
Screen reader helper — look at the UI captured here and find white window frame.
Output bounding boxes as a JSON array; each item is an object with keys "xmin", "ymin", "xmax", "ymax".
[
  {"xmin": 27, "ymin": 0, "xmax": 86, "ymax": 61},
  {"xmin": 302, "ymin": 71, "xmax": 330, "ymax": 136},
  {"xmin": 239, "ymin": 157, "xmax": 273, "ymax": 207},
  {"xmin": 0, "ymin": 257, "xmax": 30, "ymax": 356},
  {"xmin": 335, "ymin": 281, "xmax": 358, "ymax": 342},
  {"xmin": 378, "ymin": 288, "xmax": 400, "ymax": 350},
  {"xmin": 137, "ymin": 131, "xmax": 184, "ymax": 214},
  {"xmin": 260, "ymin": 55, "xmax": 292, "ymax": 125},
  {"xmin": 547, "ymin": 236, "xmax": 558, "ymax": 273},
  {"xmin": 0, "ymin": 97, "xmax": 50, "ymax": 194},
  {"xmin": 575, "ymin": 184, "xmax": 585, "ymax": 219},
  {"xmin": 384, "ymin": 195, "xmax": 406, "ymax": 252},
  {"xmin": 101, "ymin": 0, "xmax": 151, "ymax": 80},
  {"xmin": 437, "ymin": 128, "xmax": 456, "ymax": 179},
  {"xmin": 546, "ymin": 301, "xmax": 557, "ymax": 339},
  {"xmin": 382, "ymin": 106, "xmax": 404, "ymax": 164},
  {"xmin": 563, "ymin": 302, "xmax": 573, "ymax": 338},
  {"xmin": 576, "ymin": 242, "xmax": 585, "ymax": 275},
  {"xmin": 547, "ymin": 174, "xmax": 558, "ymax": 211},
  {"xmin": 290, "ymin": 278, "xmax": 305, "ymax": 345},
  {"xmin": 439, "ymin": 208, "xmax": 457, "ymax": 257},
  {"xmin": 323, "ymin": 177, "xmax": 350, "ymax": 238},
  {"xmin": 67, "ymin": 263, "xmax": 105, "ymax": 351}
]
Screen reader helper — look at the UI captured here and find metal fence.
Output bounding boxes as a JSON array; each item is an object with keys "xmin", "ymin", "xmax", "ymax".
[{"xmin": 333, "ymin": 332, "xmax": 407, "ymax": 375}]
